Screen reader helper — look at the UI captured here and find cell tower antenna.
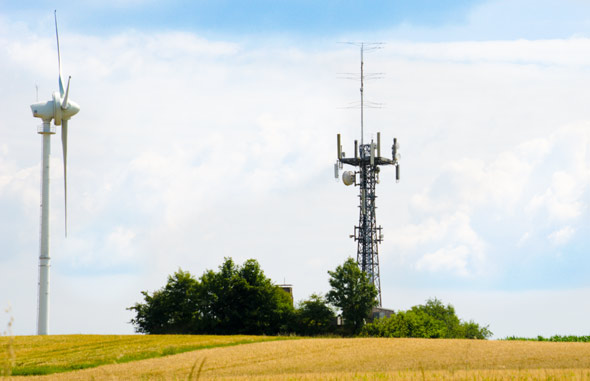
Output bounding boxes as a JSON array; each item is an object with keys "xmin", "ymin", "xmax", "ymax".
[
  {"xmin": 338, "ymin": 42, "xmax": 384, "ymax": 145},
  {"xmin": 334, "ymin": 42, "xmax": 399, "ymax": 307}
]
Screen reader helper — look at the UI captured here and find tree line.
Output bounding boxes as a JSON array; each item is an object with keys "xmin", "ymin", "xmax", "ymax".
[
  {"xmin": 505, "ymin": 335, "xmax": 590, "ymax": 342},
  {"xmin": 128, "ymin": 257, "xmax": 491, "ymax": 338}
]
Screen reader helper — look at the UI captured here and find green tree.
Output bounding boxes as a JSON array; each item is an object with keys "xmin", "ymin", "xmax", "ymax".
[
  {"xmin": 295, "ymin": 293, "xmax": 336, "ymax": 336},
  {"xmin": 128, "ymin": 269, "xmax": 198, "ymax": 334},
  {"xmin": 196, "ymin": 258, "xmax": 294, "ymax": 335},
  {"xmin": 326, "ymin": 257, "xmax": 378, "ymax": 335}
]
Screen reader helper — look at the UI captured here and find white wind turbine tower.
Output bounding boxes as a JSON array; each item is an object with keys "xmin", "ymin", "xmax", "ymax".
[{"xmin": 30, "ymin": 11, "xmax": 80, "ymax": 335}]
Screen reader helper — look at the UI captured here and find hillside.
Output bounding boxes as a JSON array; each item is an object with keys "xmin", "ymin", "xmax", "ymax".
[{"xmin": 4, "ymin": 336, "xmax": 590, "ymax": 380}]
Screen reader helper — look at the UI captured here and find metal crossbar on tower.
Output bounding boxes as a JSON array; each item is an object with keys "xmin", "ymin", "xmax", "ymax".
[{"xmin": 334, "ymin": 43, "xmax": 400, "ymax": 307}]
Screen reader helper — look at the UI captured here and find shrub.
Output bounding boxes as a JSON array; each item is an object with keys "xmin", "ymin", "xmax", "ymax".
[
  {"xmin": 294, "ymin": 294, "xmax": 336, "ymax": 336},
  {"xmin": 360, "ymin": 298, "xmax": 492, "ymax": 339}
]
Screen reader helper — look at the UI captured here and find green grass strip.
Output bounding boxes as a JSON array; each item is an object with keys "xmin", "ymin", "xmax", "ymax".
[{"xmin": 504, "ymin": 335, "xmax": 590, "ymax": 342}]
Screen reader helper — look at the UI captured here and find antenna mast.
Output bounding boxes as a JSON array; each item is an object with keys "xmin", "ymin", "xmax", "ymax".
[
  {"xmin": 342, "ymin": 42, "xmax": 382, "ymax": 144},
  {"xmin": 334, "ymin": 43, "xmax": 400, "ymax": 307},
  {"xmin": 360, "ymin": 44, "xmax": 364, "ymax": 145}
]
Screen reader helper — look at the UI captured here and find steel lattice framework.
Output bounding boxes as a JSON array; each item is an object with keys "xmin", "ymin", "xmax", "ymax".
[
  {"xmin": 337, "ymin": 137, "xmax": 399, "ymax": 306},
  {"xmin": 355, "ymin": 144, "xmax": 382, "ymax": 305}
]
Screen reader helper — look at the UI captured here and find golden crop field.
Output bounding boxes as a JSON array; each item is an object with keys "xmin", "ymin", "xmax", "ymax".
[
  {"xmin": 0, "ymin": 334, "xmax": 291, "ymax": 377},
  {"xmin": 7, "ymin": 337, "xmax": 590, "ymax": 380}
]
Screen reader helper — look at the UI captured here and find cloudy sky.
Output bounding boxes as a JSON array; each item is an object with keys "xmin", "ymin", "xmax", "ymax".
[{"xmin": 1, "ymin": 0, "xmax": 589, "ymax": 338}]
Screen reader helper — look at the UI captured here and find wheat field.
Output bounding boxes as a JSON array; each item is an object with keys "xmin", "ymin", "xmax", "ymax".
[
  {"xmin": 0, "ymin": 334, "xmax": 289, "ymax": 376},
  {"xmin": 12, "ymin": 337, "xmax": 590, "ymax": 380}
]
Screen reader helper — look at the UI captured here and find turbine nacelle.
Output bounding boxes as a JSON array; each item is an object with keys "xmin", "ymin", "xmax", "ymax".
[
  {"xmin": 30, "ymin": 99, "xmax": 56, "ymax": 123},
  {"xmin": 31, "ymin": 82, "xmax": 79, "ymax": 124}
]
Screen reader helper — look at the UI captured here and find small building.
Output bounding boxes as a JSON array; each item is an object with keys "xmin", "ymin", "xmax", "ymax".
[
  {"xmin": 369, "ymin": 306, "xmax": 395, "ymax": 321},
  {"xmin": 278, "ymin": 284, "xmax": 293, "ymax": 305}
]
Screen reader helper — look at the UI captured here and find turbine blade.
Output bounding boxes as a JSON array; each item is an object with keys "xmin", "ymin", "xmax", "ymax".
[
  {"xmin": 61, "ymin": 119, "xmax": 68, "ymax": 237},
  {"xmin": 55, "ymin": 10, "xmax": 65, "ymax": 97},
  {"xmin": 62, "ymin": 76, "xmax": 71, "ymax": 110}
]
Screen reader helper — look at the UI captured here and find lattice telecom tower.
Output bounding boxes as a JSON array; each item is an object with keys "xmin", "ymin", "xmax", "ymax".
[{"xmin": 334, "ymin": 43, "xmax": 400, "ymax": 307}]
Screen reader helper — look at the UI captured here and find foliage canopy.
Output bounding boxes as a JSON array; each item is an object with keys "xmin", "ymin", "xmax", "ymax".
[
  {"xmin": 130, "ymin": 257, "xmax": 491, "ymax": 339},
  {"xmin": 360, "ymin": 298, "xmax": 492, "ymax": 339},
  {"xmin": 326, "ymin": 257, "xmax": 378, "ymax": 335},
  {"xmin": 294, "ymin": 293, "xmax": 336, "ymax": 336},
  {"xmin": 129, "ymin": 258, "xmax": 294, "ymax": 335}
]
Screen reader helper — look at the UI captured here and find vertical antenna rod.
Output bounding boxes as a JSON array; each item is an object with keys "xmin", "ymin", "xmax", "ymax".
[{"xmin": 360, "ymin": 43, "xmax": 364, "ymax": 146}]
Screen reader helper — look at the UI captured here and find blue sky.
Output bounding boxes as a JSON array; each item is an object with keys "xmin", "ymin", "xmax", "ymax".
[
  {"xmin": 1, "ymin": 0, "xmax": 589, "ymax": 338},
  {"xmin": 5, "ymin": 0, "xmax": 590, "ymax": 40},
  {"xmin": 3, "ymin": 1, "xmax": 481, "ymax": 36}
]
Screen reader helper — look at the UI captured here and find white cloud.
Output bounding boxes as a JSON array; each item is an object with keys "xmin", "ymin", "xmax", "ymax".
[
  {"xmin": 107, "ymin": 226, "xmax": 137, "ymax": 256},
  {"xmin": 416, "ymin": 245, "xmax": 471, "ymax": 276},
  {"xmin": 516, "ymin": 231, "xmax": 530, "ymax": 247},
  {"xmin": 443, "ymin": 151, "xmax": 532, "ymax": 209},
  {"xmin": 528, "ymin": 174, "xmax": 583, "ymax": 221},
  {"xmin": 387, "ymin": 39, "xmax": 590, "ymax": 66},
  {"xmin": 548, "ymin": 226, "xmax": 575, "ymax": 246},
  {"xmin": 525, "ymin": 124, "xmax": 590, "ymax": 222},
  {"xmin": 389, "ymin": 217, "xmax": 451, "ymax": 250},
  {"xmin": 391, "ymin": 212, "xmax": 486, "ymax": 276},
  {"xmin": 2, "ymin": 12, "xmax": 590, "ymax": 335},
  {"xmin": 386, "ymin": 119, "xmax": 589, "ymax": 279}
]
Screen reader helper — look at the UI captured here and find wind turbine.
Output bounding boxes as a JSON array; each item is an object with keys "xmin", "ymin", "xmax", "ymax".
[{"xmin": 30, "ymin": 10, "xmax": 80, "ymax": 335}]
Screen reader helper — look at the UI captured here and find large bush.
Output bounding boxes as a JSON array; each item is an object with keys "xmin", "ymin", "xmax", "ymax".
[{"xmin": 360, "ymin": 298, "xmax": 492, "ymax": 339}]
